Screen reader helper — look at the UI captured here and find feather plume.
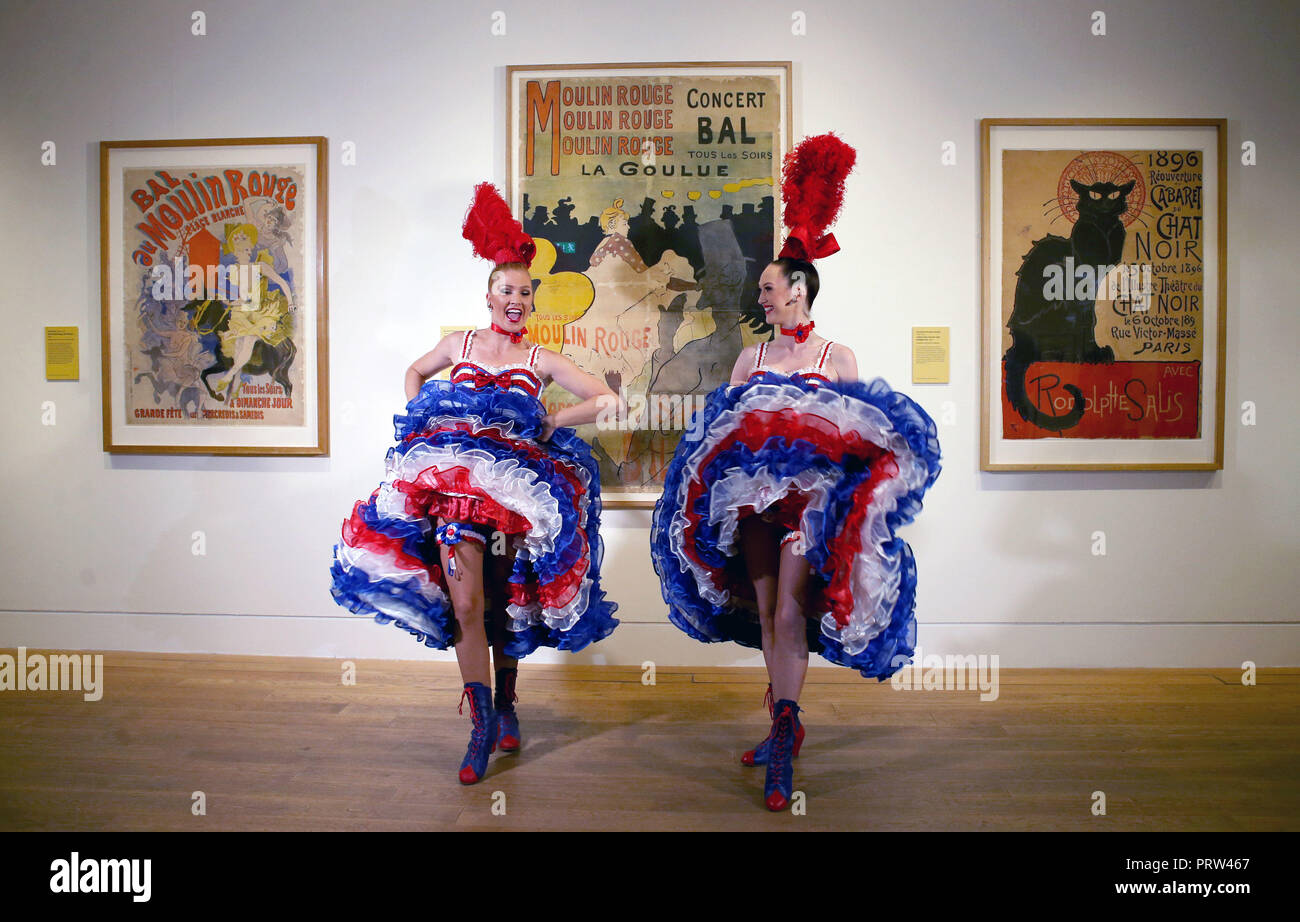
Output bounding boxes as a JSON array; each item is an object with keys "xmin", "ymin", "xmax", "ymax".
[
  {"xmin": 779, "ymin": 133, "xmax": 856, "ymax": 261},
  {"xmin": 461, "ymin": 182, "xmax": 535, "ymax": 267}
]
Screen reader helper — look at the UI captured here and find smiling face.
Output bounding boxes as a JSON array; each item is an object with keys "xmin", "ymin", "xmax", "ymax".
[
  {"xmin": 487, "ymin": 267, "xmax": 534, "ymax": 330},
  {"xmin": 758, "ymin": 263, "xmax": 808, "ymax": 328}
]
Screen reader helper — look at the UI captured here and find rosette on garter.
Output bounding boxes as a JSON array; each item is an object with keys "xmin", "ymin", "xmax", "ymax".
[
  {"xmin": 650, "ymin": 374, "xmax": 941, "ymax": 679},
  {"xmin": 331, "ymin": 379, "xmax": 618, "ymax": 656}
]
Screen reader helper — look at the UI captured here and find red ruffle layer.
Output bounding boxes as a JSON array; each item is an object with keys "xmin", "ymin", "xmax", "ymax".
[{"xmin": 682, "ymin": 407, "xmax": 900, "ymax": 627}]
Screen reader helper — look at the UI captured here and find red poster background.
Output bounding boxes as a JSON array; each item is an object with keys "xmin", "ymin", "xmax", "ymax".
[{"xmin": 1002, "ymin": 361, "xmax": 1201, "ymax": 439}]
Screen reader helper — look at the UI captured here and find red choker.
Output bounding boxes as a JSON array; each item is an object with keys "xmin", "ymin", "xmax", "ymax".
[
  {"xmin": 780, "ymin": 321, "xmax": 815, "ymax": 343},
  {"xmin": 491, "ymin": 322, "xmax": 525, "ymax": 344}
]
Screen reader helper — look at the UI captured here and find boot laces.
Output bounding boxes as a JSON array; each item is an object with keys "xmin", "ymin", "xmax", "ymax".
[
  {"xmin": 459, "ymin": 688, "xmax": 490, "ymax": 748},
  {"xmin": 770, "ymin": 704, "xmax": 796, "ymax": 772}
]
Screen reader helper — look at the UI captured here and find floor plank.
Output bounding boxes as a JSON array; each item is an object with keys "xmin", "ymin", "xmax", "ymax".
[{"xmin": 1, "ymin": 653, "xmax": 1296, "ymax": 831}]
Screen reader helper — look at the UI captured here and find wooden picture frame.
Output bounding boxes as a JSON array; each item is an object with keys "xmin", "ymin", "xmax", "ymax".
[
  {"xmin": 100, "ymin": 136, "xmax": 329, "ymax": 455},
  {"xmin": 981, "ymin": 118, "xmax": 1226, "ymax": 471}
]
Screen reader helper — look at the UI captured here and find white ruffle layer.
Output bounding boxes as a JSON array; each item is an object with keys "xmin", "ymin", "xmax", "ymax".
[
  {"xmin": 377, "ymin": 434, "xmax": 595, "ymax": 634},
  {"xmin": 665, "ymin": 382, "xmax": 931, "ymax": 656},
  {"xmin": 334, "ymin": 539, "xmax": 449, "ymax": 639}
]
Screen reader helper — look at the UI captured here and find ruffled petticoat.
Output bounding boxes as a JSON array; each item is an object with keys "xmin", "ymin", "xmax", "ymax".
[
  {"xmin": 650, "ymin": 374, "xmax": 941, "ymax": 679},
  {"xmin": 331, "ymin": 380, "xmax": 619, "ymax": 657}
]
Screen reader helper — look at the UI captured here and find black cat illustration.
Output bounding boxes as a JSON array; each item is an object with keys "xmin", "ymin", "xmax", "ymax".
[{"xmin": 1004, "ymin": 178, "xmax": 1135, "ymax": 431}]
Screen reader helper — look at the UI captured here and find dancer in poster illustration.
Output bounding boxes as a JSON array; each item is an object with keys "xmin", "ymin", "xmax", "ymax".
[
  {"xmin": 560, "ymin": 197, "xmax": 685, "ymax": 468},
  {"xmin": 207, "ymin": 222, "xmax": 296, "ymax": 401},
  {"xmin": 331, "ymin": 184, "xmax": 621, "ymax": 784},
  {"xmin": 650, "ymin": 134, "xmax": 942, "ymax": 810}
]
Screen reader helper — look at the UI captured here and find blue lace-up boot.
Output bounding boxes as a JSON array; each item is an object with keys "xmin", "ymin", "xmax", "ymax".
[
  {"xmin": 742, "ymin": 684, "xmax": 805, "ymax": 766},
  {"xmin": 457, "ymin": 682, "xmax": 498, "ymax": 784},
  {"xmin": 495, "ymin": 667, "xmax": 520, "ymax": 751},
  {"xmin": 764, "ymin": 699, "xmax": 801, "ymax": 811}
]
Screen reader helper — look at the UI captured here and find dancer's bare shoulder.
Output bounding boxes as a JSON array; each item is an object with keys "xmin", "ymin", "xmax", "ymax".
[
  {"xmin": 827, "ymin": 342, "xmax": 858, "ymax": 384},
  {"xmin": 729, "ymin": 344, "xmax": 759, "ymax": 386}
]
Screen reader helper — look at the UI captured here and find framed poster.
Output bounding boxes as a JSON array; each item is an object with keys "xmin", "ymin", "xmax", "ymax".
[
  {"xmin": 100, "ymin": 137, "xmax": 328, "ymax": 455},
  {"xmin": 508, "ymin": 62, "xmax": 792, "ymax": 506},
  {"xmin": 981, "ymin": 118, "xmax": 1226, "ymax": 471}
]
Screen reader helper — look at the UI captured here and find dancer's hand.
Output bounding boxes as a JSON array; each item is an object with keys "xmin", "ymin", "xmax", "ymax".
[{"xmin": 540, "ymin": 414, "xmax": 557, "ymax": 442}]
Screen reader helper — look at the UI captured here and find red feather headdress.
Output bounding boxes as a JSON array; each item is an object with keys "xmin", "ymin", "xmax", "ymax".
[
  {"xmin": 461, "ymin": 182, "xmax": 536, "ymax": 267},
  {"xmin": 777, "ymin": 133, "xmax": 857, "ymax": 262}
]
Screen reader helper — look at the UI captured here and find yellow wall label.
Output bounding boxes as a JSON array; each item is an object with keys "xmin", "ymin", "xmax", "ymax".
[
  {"xmin": 45, "ymin": 326, "xmax": 79, "ymax": 380},
  {"xmin": 911, "ymin": 326, "xmax": 948, "ymax": 384}
]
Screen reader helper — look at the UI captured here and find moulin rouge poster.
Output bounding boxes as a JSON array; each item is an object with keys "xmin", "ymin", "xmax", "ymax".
[
  {"xmin": 101, "ymin": 139, "xmax": 326, "ymax": 455},
  {"xmin": 124, "ymin": 163, "xmax": 306, "ymax": 425},
  {"xmin": 509, "ymin": 64, "xmax": 790, "ymax": 499}
]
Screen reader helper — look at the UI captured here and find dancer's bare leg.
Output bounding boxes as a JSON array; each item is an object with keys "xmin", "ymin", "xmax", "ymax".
[
  {"xmin": 437, "ymin": 518, "xmax": 490, "ymax": 686},
  {"xmin": 769, "ymin": 541, "xmax": 812, "ymax": 702},
  {"xmin": 740, "ymin": 517, "xmax": 780, "ymax": 684},
  {"xmin": 216, "ymin": 336, "xmax": 256, "ymax": 393}
]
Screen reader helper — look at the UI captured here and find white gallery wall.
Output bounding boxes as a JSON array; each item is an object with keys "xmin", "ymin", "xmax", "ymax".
[{"xmin": 1, "ymin": 0, "xmax": 1296, "ymax": 667}]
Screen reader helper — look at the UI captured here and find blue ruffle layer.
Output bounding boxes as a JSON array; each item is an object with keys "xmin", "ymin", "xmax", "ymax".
[
  {"xmin": 650, "ymin": 373, "xmax": 940, "ymax": 679},
  {"xmin": 331, "ymin": 379, "xmax": 618, "ymax": 657}
]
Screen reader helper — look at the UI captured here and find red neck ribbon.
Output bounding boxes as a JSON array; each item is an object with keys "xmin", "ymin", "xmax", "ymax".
[
  {"xmin": 780, "ymin": 321, "xmax": 815, "ymax": 344},
  {"xmin": 490, "ymin": 322, "xmax": 525, "ymax": 344}
]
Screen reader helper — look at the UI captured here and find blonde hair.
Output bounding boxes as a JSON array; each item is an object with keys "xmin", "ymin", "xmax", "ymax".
[
  {"xmin": 487, "ymin": 262, "xmax": 532, "ymax": 290},
  {"xmin": 599, "ymin": 198, "xmax": 628, "ymax": 233},
  {"xmin": 223, "ymin": 222, "xmax": 259, "ymax": 253}
]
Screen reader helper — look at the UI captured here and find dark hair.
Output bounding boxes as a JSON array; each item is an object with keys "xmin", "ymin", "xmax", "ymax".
[
  {"xmin": 770, "ymin": 257, "xmax": 820, "ymax": 309},
  {"xmin": 488, "ymin": 262, "xmax": 532, "ymax": 290}
]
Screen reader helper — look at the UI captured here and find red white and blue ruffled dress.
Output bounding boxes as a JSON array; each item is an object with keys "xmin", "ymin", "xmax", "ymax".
[
  {"xmin": 331, "ymin": 329, "xmax": 619, "ymax": 656},
  {"xmin": 650, "ymin": 340, "xmax": 941, "ymax": 679}
]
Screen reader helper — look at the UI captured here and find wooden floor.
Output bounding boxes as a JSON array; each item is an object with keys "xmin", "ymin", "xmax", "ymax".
[{"xmin": 1, "ymin": 652, "xmax": 1296, "ymax": 831}]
